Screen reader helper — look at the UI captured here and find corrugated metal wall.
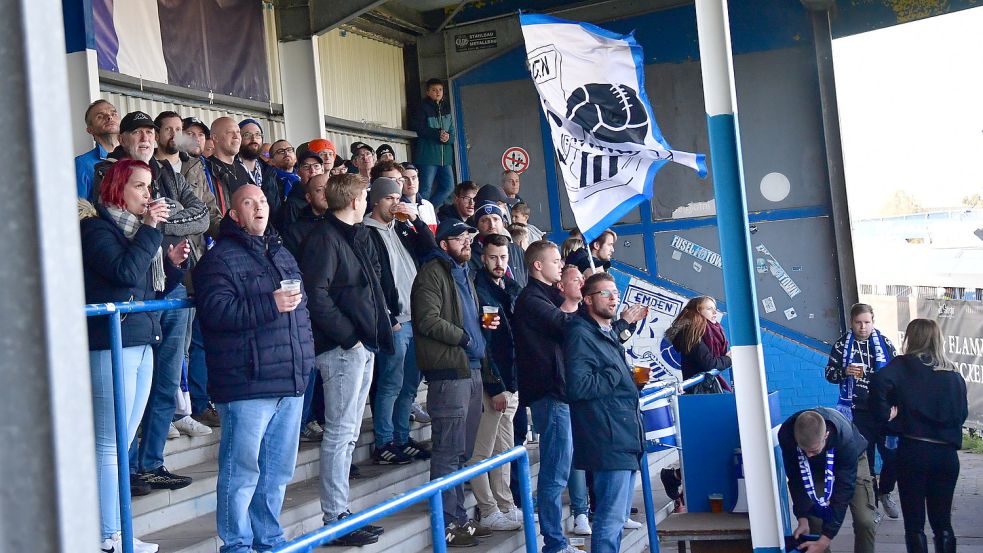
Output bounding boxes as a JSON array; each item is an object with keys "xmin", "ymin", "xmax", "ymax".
[
  {"xmin": 324, "ymin": 128, "xmax": 411, "ymax": 163},
  {"xmin": 317, "ymin": 29, "xmax": 406, "ymax": 129},
  {"xmin": 100, "ymin": 90, "xmax": 287, "ymax": 141}
]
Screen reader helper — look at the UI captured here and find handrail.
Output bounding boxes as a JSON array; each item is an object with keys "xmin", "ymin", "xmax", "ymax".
[
  {"xmin": 85, "ymin": 299, "xmax": 196, "ymax": 553},
  {"xmin": 271, "ymin": 446, "xmax": 538, "ymax": 553}
]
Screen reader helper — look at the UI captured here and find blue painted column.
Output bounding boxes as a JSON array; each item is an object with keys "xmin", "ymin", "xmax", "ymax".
[{"xmin": 694, "ymin": 1, "xmax": 784, "ymax": 551}]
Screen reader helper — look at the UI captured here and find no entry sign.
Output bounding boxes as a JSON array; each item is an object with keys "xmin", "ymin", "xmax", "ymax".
[{"xmin": 501, "ymin": 146, "xmax": 530, "ymax": 174}]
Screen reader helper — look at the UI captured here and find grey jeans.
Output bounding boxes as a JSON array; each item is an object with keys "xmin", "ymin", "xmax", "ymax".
[
  {"xmin": 317, "ymin": 344, "xmax": 374, "ymax": 522},
  {"xmin": 427, "ymin": 369, "xmax": 483, "ymax": 525}
]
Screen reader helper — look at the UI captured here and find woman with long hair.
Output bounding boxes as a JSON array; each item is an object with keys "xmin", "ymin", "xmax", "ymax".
[
  {"xmin": 81, "ymin": 159, "xmax": 189, "ymax": 553},
  {"xmin": 870, "ymin": 319, "xmax": 967, "ymax": 553},
  {"xmin": 664, "ymin": 296, "xmax": 732, "ymax": 386}
]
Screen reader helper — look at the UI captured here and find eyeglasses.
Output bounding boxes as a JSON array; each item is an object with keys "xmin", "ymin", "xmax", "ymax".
[
  {"xmin": 448, "ymin": 235, "xmax": 474, "ymax": 244},
  {"xmin": 273, "ymin": 147, "xmax": 295, "ymax": 156},
  {"xmin": 394, "ymin": 177, "xmax": 408, "ymax": 184},
  {"xmin": 299, "ymin": 162, "xmax": 323, "ymax": 170},
  {"xmin": 588, "ymin": 289, "xmax": 620, "ymax": 299},
  {"xmin": 457, "ymin": 195, "xmax": 476, "ymax": 204},
  {"xmin": 242, "ymin": 131, "xmax": 263, "ymax": 140}
]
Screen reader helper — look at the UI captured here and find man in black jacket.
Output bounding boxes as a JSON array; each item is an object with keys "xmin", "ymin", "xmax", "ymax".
[
  {"xmin": 300, "ymin": 173, "xmax": 394, "ymax": 546},
  {"xmin": 436, "ymin": 181, "xmax": 478, "ymax": 223},
  {"xmin": 564, "ymin": 272, "xmax": 645, "ymax": 553},
  {"xmin": 778, "ymin": 407, "xmax": 878, "ymax": 553},
  {"xmin": 468, "ymin": 234, "xmax": 523, "ymax": 532},
  {"xmin": 513, "ymin": 240, "xmax": 577, "ymax": 553},
  {"xmin": 192, "ymin": 184, "xmax": 314, "ymax": 553}
]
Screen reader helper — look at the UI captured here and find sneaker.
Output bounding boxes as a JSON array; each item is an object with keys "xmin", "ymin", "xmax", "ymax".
[
  {"xmin": 338, "ymin": 511, "xmax": 384, "ymax": 536},
  {"xmin": 557, "ymin": 545, "xmax": 581, "ymax": 553},
  {"xmin": 167, "ymin": 423, "xmax": 180, "ymax": 439},
  {"xmin": 133, "ymin": 537, "xmax": 159, "ymax": 553},
  {"xmin": 400, "ymin": 437, "xmax": 432, "ymax": 460},
  {"xmin": 463, "ymin": 518, "xmax": 492, "ymax": 538},
  {"xmin": 572, "ymin": 513, "xmax": 592, "ymax": 535},
  {"xmin": 140, "ymin": 466, "xmax": 192, "ymax": 490},
  {"xmin": 873, "ymin": 509, "xmax": 884, "ymax": 525},
  {"xmin": 100, "ymin": 533, "xmax": 158, "ymax": 553},
  {"xmin": 130, "ymin": 473, "xmax": 151, "ymax": 497},
  {"xmin": 623, "ymin": 517, "xmax": 642, "ymax": 530},
  {"xmin": 372, "ymin": 442, "xmax": 413, "ymax": 465},
  {"xmin": 326, "ymin": 528, "xmax": 379, "ymax": 547},
  {"xmin": 300, "ymin": 421, "xmax": 324, "ymax": 443},
  {"xmin": 880, "ymin": 492, "xmax": 900, "ymax": 519},
  {"xmin": 410, "ymin": 402, "xmax": 431, "ymax": 424},
  {"xmin": 349, "ymin": 464, "xmax": 363, "ymax": 480},
  {"xmin": 445, "ymin": 523, "xmax": 479, "ymax": 547},
  {"xmin": 503, "ymin": 507, "xmax": 523, "ymax": 523},
  {"xmin": 173, "ymin": 415, "xmax": 212, "ymax": 437},
  {"xmin": 481, "ymin": 510, "xmax": 521, "ymax": 531},
  {"xmin": 192, "ymin": 406, "xmax": 221, "ymax": 428}
]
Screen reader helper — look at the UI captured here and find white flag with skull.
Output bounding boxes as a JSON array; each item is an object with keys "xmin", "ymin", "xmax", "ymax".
[{"xmin": 519, "ymin": 14, "xmax": 707, "ymax": 243}]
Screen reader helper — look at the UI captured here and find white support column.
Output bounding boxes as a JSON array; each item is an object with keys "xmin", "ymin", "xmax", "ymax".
[
  {"xmin": 66, "ymin": 48, "xmax": 102, "ymax": 154},
  {"xmin": 278, "ymin": 38, "xmax": 327, "ymax": 145}
]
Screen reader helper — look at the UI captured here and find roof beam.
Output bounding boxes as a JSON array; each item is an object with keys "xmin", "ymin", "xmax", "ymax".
[{"xmin": 274, "ymin": 0, "xmax": 389, "ymax": 41}]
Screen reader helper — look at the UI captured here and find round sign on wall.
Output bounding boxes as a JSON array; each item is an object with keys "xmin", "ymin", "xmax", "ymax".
[{"xmin": 501, "ymin": 146, "xmax": 530, "ymax": 174}]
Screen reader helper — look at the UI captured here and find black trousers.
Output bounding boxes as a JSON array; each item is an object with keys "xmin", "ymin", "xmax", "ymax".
[
  {"xmin": 896, "ymin": 437, "xmax": 960, "ymax": 536},
  {"xmin": 853, "ymin": 409, "xmax": 897, "ymax": 494}
]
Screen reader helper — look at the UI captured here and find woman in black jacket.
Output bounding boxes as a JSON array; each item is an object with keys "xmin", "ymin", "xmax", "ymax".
[
  {"xmin": 664, "ymin": 296, "xmax": 732, "ymax": 388},
  {"xmin": 81, "ymin": 159, "xmax": 188, "ymax": 553},
  {"xmin": 870, "ymin": 319, "xmax": 968, "ymax": 553}
]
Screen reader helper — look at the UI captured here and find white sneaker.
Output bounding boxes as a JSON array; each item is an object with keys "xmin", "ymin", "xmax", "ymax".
[
  {"xmin": 572, "ymin": 513, "xmax": 592, "ymax": 535},
  {"xmin": 880, "ymin": 492, "xmax": 900, "ymax": 519},
  {"xmin": 623, "ymin": 517, "xmax": 642, "ymax": 530},
  {"xmin": 557, "ymin": 545, "xmax": 581, "ymax": 553},
  {"xmin": 503, "ymin": 507, "xmax": 523, "ymax": 522},
  {"xmin": 167, "ymin": 422, "xmax": 180, "ymax": 439},
  {"xmin": 101, "ymin": 533, "xmax": 158, "ymax": 553},
  {"xmin": 133, "ymin": 537, "xmax": 159, "ymax": 553},
  {"xmin": 482, "ymin": 510, "xmax": 521, "ymax": 531},
  {"xmin": 173, "ymin": 415, "xmax": 212, "ymax": 437},
  {"xmin": 410, "ymin": 402, "xmax": 432, "ymax": 424}
]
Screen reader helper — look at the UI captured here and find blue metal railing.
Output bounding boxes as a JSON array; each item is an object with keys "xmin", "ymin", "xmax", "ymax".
[
  {"xmin": 271, "ymin": 446, "xmax": 538, "ymax": 553},
  {"xmin": 86, "ymin": 298, "xmax": 196, "ymax": 553}
]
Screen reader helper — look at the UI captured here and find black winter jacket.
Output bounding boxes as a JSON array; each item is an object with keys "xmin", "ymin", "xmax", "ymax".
[
  {"xmin": 81, "ymin": 205, "xmax": 184, "ymax": 350},
  {"xmin": 778, "ymin": 407, "xmax": 869, "ymax": 540},
  {"xmin": 473, "ymin": 269, "xmax": 522, "ymax": 396},
  {"xmin": 671, "ymin": 335, "xmax": 733, "ymax": 380},
  {"xmin": 564, "ymin": 312, "xmax": 645, "ymax": 471},
  {"xmin": 281, "ymin": 205, "xmax": 325, "ymax": 262},
  {"xmin": 191, "ymin": 216, "xmax": 314, "ymax": 403},
  {"xmin": 275, "ymin": 183, "xmax": 309, "ymax": 232},
  {"xmin": 514, "ymin": 278, "xmax": 574, "ymax": 405},
  {"xmin": 299, "ymin": 212, "xmax": 394, "ymax": 355}
]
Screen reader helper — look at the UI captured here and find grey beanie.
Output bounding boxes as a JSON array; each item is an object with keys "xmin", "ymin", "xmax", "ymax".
[{"xmin": 369, "ymin": 177, "xmax": 402, "ymax": 206}]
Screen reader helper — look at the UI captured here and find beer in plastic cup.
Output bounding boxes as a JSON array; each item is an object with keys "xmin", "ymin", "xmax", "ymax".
[
  {"xmin": 280, "ymin": 279, "xmax": 302, "ymax": 294},
  {"xmin": 394, "ymin": 210, "xmax": 411, "ymax": 222},
  {"xmin": 481, "ymin": 306, "xmax": 499, "ymax": 328},
  {"xmin": 569, "ymin": 538, "xmax": 586, "ymax": 551},
  {"xmin": 709, "ymin": 493, "xmax": 724, "ymax": 513}
]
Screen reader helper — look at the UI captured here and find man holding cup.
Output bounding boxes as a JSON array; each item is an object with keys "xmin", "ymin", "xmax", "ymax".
[
  {"xmin": 411, "ymin": 219, "xmax": 504, "ymax": 547},
  {"xmin": 192, "ymin": 184, "xmax": 315, "ymax": 552}
]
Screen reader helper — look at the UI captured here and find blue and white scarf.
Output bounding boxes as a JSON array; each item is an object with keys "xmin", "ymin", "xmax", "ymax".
[
  {"xmin": 798, "ymin": 447, "xmax": 836, "ymax": 521},
  {"xmin": 835, "ymin": 329, "xmax": 890, "ymax": 420}
]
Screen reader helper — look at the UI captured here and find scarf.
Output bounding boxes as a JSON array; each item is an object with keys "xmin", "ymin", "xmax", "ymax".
[
  {"xmin": 835, "ymin": 329, "xmax": 890, "ymax": 420},
  {"xmin": 702, "ymin": 321, "xmax": 733, "ymax": 392},
  {"xmin": 105, "ymin": 205, "xmax": 166, "ymax": 291},
  {"xmin": 798, "ymin": 446, "xmax": 836, "ymax": 521}
]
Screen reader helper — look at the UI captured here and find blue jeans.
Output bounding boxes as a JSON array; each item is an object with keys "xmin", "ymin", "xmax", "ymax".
[
  {"xmin": 90, "ymin": 345, "xmax": 154, "ymax": 539},
  {"xmin": 188, "ymin": 315, "xmax": 209, "ymax": 414},
  {"xmin": 317, "ymin": 345, "xmax": 374, "ymax": 522},
  {"xmin": 215, "ymin": 396, "xmax": 303, "ymax": 553},
  {"xmin": 529, "ymin": 397, "xmax": 573, "ymax": 553},
  {"xmin": 591, "ymin": 470, "xmax": 636, "ymax": 553},
  {"xmin": 133, "ymin": 284, "xmax": 191, "ymax": 472},
  {"xmin": 394, "ymin": 329, "xmax": 419, "ymax": 446},
  {"xmin": 418, "ymin": 164, "xmax": 454, "ymax": 207},
  {"xmin": 568, "ymin": 469, "xmax": 589, "ymax": 516},
  {"xmin": 373, "ymin": 323, "xmax": 412, "ymax": 447}
]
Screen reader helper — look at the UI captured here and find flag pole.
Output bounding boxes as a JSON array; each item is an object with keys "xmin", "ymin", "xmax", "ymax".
[{"xmin": 694, "ymin": 1, "xmax": 784, "ymax": 552}]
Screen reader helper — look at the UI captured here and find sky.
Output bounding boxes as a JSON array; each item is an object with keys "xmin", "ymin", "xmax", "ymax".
[{"xmin": 832, "ymin": 6, "xmax": 983, "ymax": 219}]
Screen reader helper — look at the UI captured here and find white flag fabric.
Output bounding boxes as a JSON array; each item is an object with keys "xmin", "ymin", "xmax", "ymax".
[{"xmin": 520, "ymin": 14, "xmax": 707, "ymax": 244}]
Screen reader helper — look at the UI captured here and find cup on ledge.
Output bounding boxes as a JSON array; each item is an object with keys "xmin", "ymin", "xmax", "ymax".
[
  {"xmin": 280, "ymin": 279, "xmax": 302, "ymax": 295},
  {"xmin": 481, "ymin": 305, "xmax": 499, "ymax": 328},
  {"xmin": 569, "ymin": 537, "xmax": 586, "ymax": 551},
  {"xmin": 708, "ymin": 493, "xmax": 724, "ymax": 513}
]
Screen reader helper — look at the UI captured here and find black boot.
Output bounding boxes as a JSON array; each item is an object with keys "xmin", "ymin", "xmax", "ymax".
[
  {"xmin": 906, "ymin": 531, "xmax": 928, "ymax": 553},
  {"xmin": 934, "ymin": 530, "xmax": 956, "ymax": 553}
]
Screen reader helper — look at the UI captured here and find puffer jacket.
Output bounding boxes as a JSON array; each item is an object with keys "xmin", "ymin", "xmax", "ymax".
[
  {"xmin": 410, "ymin": 96, "xmax": 454, "ymax": 166},
  {"xmin": 80, "ymin": 204, "xmax": 184, "ymax": 350},
  {"xmin": 564, "ymin": 311, "xmax": 644, "ymax": 471},
  {"xmin": 191, "ymin": 216, "xmax": 315, "ymax": 403}
]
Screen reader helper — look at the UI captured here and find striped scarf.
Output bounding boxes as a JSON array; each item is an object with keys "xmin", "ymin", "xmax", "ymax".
[
  {"xmin": 104, "ymin": 205, "xmax": 166, "ymax": 292},
  {"xmin": 798, "ymin": 447, "xmax": 836, "ymax": 521},
  {"xmin": 835, "ymin": 328, "xmax": 889, "ymax": 420}
]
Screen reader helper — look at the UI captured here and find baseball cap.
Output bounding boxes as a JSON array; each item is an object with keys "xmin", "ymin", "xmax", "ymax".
[
  {"xmin": 435, "ymin": 219, "xmax": 478, "ymax": 242},
  {"xmin": 119, "ymin": 111, "xmax": 157, "ymax": 133},
  {"xmin": 297, "ymin": 151, "xmax": 323, "ymax": 166},
  {"xmin": 376, "ymin": 143, "xmax": 396, "ymax": 160},
  {"xmin": 350, "ymin": 141, "xmax": 374, "ymax": 157},
  {"xmin": 182, "ymin": 116, "xmax": 210, "ymax": 138}
]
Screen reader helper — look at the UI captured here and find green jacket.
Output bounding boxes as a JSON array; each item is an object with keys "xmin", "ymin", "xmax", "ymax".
[
  {"xmin": 411, "ymin": 98, "xmax": 455, "ymax": 167},
  {"xmin": 410, "ymin": 255, "xmax": 500, "ymax": 387}
]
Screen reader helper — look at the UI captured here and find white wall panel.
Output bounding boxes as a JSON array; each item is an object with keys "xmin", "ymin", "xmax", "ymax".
[{"xmin": 317, "ymin": 29, "xmax": 406, "ymax": 129}]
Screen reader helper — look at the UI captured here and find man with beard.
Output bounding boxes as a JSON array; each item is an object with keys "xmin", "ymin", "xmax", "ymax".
[
  {"xmin": 411, "ymin": 219, "xmax": 503, "ymax": 547},
  {"xmin": 76, "ymin": 99, "xmax": 119, "ymax": 199},
  {"xmin": 469, "ymin": 202, "xmax": 527, "ymax": 287},
  {"xmin": 269, "ymin": 139, "xmax": 300, "ymax": 200},
  {"xmin": 237, "ymin": 118, "xmax": 282, "ymax": 213},
  {"xmin": 276, "ymin": 151, "xmax": 325, "ymax": 231}
]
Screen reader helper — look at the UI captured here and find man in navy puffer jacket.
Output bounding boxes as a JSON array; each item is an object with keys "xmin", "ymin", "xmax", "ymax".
[{"xmin": 192, "ymin": 184, "xmax": 315, "ymax": 553}]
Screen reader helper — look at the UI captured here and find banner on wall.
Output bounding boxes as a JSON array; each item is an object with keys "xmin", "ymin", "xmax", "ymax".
[
  {"xmin": 618, "ymin": 276, "xmax": 689, "ymax": 381},
  {"xmin": 94, "ymin": 0, "xmax": 270, "ymax": 102},
  {"xmin": 519, "ymin": 14, "xmax": 706, "ymax": 244},
  {"xmin": 911, "ymin": 299, "xmax": 983, "ymax": 430}
]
